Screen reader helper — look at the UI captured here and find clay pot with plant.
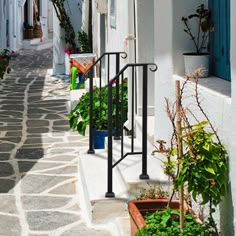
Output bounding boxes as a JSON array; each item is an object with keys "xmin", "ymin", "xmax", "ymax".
[
  {"xmin": 182, "ymin": 4, "xmax": 214, "ymax": 77},
  {"xmin": 129, "ymin": 69, "xmax": 228, "ymax": 236}
]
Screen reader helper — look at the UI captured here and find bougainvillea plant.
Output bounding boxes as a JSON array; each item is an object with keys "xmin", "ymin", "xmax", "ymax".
[{"xmin": 0, "ymin": 49, "xmax": 11, "ymax": 79}]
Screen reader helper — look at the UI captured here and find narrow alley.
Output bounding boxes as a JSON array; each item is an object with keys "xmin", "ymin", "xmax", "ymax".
[{"xmin": 0, "ymin": 49, "xmax": 112, "ymax": 236}]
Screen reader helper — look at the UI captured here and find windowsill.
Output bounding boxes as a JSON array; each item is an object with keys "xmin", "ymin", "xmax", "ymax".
[{"xmin": 174, "ymin": 74, "xmax": 231, "ymax": 99}]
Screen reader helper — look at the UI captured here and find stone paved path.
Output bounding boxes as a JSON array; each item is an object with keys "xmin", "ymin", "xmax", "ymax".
[{"xmin": 0, "ymin": 49, "xmax": 112, "ymax": 236}]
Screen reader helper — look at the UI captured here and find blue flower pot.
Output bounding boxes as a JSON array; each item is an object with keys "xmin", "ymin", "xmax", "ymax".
[{"xmin": 93, "ymin": 130, "xmax": 108, "ymax": 149}]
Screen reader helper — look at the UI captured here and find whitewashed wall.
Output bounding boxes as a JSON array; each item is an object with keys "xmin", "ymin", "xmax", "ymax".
[
  {"xmin": 53, "ymin": 0, "xmax": 83, "ymax": 74},
  {"xmin": 229, "ymin": 0, "xmax": 236, "ymax": 234},
  {"xmin": 64, "ymin": 0, "xmax": 83, "ymax": 46},
  {"xmin": 135, "ymin": 0, "xmax": 155, "ymax": 115},
  {"xmin": 154, "ymin": 0, "xmax": 235, "ymax": 234}
]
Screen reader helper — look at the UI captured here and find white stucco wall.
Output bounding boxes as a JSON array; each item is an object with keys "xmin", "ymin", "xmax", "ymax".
[
  {"xmin": 0, "ymin": 0, "xmax": 51, "ymax": 51},
  {"xmin": 64, "ymin": 0, "xmax": 83, "ymax": 46},
  {"xmin": 53, "ymin": 8, "xmax": 65, "ymax": 74},
  {"xmin": 229, "ymin": 0, "xmax": 236, "ymax": 234},
  {"xmin": 135, "ymin": 0, "xmax": 155, "ymax": 115},
  {"xmin": 105, "ymin": 0, "xmax": 130, "ymax": 73},
  {"xmin": 154, "ymin": 0, "xmax": 235, "ymax": 234},
  {"xmin": 0, "ymin": 0, "xmax": 7, "ymax": 49}
]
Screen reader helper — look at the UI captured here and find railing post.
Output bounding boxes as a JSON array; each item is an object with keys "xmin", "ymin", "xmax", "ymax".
[
  {"xmin": 114, "ymin": 53, "xmax": 121, "ymax": 140},
  {"xmin": 139, "ymin": 65, "xmax": 149, "ymax": 179},
  {"xmin": 105, "ymin": 83, "xmax": 115, "ymax": 197},
  {"xmin": 87, "ymin": 69, "xmax": 95, "ymax": 154}
]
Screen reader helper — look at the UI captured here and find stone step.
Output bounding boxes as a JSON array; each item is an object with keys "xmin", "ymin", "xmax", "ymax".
[
  {"xmin": 78, "ymin": 136, "xmax": 168, "ymax": 235},
  {"xmin": 22, "ymin": 39, "xmax": 53, "ymax": 50},
  {"xmin": 22, "ymin": 38, "xmax": 41, "ymax": 46}
]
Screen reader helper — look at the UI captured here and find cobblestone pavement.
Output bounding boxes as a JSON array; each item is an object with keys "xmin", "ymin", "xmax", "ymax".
[{"xmin": 0, "ymin": 49, "xmax": 112, "ymax": 236}]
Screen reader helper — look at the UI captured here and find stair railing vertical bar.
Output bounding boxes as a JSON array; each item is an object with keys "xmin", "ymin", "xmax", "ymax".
[
  {"xmin": 121, "ymin": 72, "xmax": 124, "ymax": 159},
  {"xmin": 99, "ymin": 57, "xmax": 102, "ymax": 123},
  {"xmin": 105, "ymin": 81, "xmax": 115, "ymax": 198},
  {"xmin": 107, "ymin": 55, "xmax": 110, "ymax": 84},
  {"xmin": 131, "ymin": 66, "xmax": 135, "ymax": 153},
  {"xmin": 114, "ymin": 53, "xmax": 121, "ymax": 140},
  {"xmin": 87, "ymin": 69, "xmax": 95, "ymax": 154},
  {"xmin": 139, "ymin": 65, "xmax": 149, "ymax": 179},
  {"xmin": 105, "ymin": 63, "xmax": 158, "ymax": 197},
  {"xmin": 83, "ymin": 52, "xmax": 127, "ymax": 154}
]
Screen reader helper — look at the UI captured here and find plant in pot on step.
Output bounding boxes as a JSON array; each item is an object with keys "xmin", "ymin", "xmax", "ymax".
[
  {"xmin": 182, "ymin": 4, "xmax": 214, "ymax": 77},
  {"xmin": 68, "ymin": 79, "xmax": 128, "ymax": 149},
  {"xmin": 128, "ymin": 69, "xmax": 228, "ymax": 236}
]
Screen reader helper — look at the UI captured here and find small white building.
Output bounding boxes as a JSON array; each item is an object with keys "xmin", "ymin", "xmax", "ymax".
[
  {"xmin": 91, "ymin": 0, "xmax": 236, "ymax": 234},
  {"xmin": 0, "ymin": 0, "xmax": 53, "ymax": 51}
]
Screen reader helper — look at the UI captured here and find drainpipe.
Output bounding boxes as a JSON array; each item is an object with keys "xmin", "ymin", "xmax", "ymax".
[
  {"xmin": 133, "ymin": 0, "xmax": 137, "ymax": 114},
  {"xmin": 88, "ymin": 0, "xmax": 93, "ymax": 51}
]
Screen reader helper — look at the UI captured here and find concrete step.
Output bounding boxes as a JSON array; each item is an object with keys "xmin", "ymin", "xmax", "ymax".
[
  {"xmin": 78, "ymin": 136, "xmax": 169, "ymax": 235},
  {"xmin": 22, "ymin": 38, "xmax": 41, "ymax": 46},
  {"xmin": 22, "ymin": 38, "xmax": 53, "ymax": 50}
]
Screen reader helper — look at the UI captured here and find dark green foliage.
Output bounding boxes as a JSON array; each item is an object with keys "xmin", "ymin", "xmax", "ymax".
[
  {"xmin": 0, "ymin": 49, "xmax": 11, "ymax": 79},
  {"xmin": 52, "ymin": 0, "xmax": 75, "ymax": 47},
  {"xmin": 77, "ymin": 31, "xmax": 92, "ymax": 53},
  {"xmin": 136, "ymin": 208, "xmax": 215, "ymax": 236},
  {"xmin": 68, "ymin": 80, "xmax": 128, "ymax": 135}
]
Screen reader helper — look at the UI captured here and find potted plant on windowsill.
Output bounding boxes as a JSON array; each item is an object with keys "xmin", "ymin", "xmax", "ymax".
[
  {"xmin": 128, "ymin": 69, "xmax": 228, "ymax": 235},
  {"xmin": 68, "ymin": 79, "xmax": 128, "ymax": 149},
  {"xmin": 182, "ymin": 4, "xmax": 214, "ymax": 77}
]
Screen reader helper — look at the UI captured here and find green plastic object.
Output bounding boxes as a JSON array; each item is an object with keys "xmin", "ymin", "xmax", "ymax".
[{"xmin": 71, "ymin": 66, "xmax": 78, "ymax": 90}]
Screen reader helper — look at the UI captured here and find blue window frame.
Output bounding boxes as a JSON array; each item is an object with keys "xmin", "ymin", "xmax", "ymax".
[{"xmin": 209, "ymin": 0, "xmax": 230, "ymax": 81}]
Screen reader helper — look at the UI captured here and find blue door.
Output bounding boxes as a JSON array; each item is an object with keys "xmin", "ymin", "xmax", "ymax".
[{"xmin": 209, "ymin": 0, "xmax": 230, "ymax": 81}]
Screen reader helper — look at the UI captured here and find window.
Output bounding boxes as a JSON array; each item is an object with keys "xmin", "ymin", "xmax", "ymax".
[
  {"xmin": 110, "ymin": 0, "xmax": 116, "ymax": 28},
  {"xmin": 209, "ymin": 0, "xmax": 231, "ymax": 81}
]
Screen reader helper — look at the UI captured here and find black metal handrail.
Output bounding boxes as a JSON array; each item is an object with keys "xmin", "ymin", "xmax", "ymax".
[
  {"xmin": 105, "ymin": 63, "xmax": 158, "ymax": 198},
  {"xmin": 85, "ymin": 52, "xmax": 127, "ymax": 154}
]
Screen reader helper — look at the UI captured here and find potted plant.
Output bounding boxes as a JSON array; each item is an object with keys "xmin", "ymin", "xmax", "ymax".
[
  {"xmin": 0, "ymin": 49, "xmax": 11, "ymax": 79},
  {"xmin": 23, "ymin": 23, "xmax": 34, "ymax": 39},
  {"xmin": 128, "ymin": 69, "xmax": 228, "ymax": 235},
  {"xmin": 182, "ymin": 4, "xmax": 214, "ymax": 77},
  {"xmin": 68, "ymin": 79, "xmax": 128, "ymax": 149},
  {"xmin": 128, "ymin": 184, "xmax": 181, "ymax": 236}
]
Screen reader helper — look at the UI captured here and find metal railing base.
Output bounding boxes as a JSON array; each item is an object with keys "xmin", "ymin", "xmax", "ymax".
[
  {"xmin": 139, "ymin": 174, "xmax": 150, "ymax": 180},
  {"xmin": 87, "ymin": 149, "xmax": 95, "ymax": 154},
  {"xmin": 113, "ymin": 136, "xmax": 121, "ymax": 140},
  {"xmin": 105, "ymin": 192, "xmax": 115, "ymax": 198}
]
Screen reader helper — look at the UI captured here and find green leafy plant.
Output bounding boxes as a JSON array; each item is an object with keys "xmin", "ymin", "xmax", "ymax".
[
  {"xmin": 68, "ymin": 80, "xmax": 128, "ymax": 135},
  {"xmin": 136, "ymin": 208, "xmax": 214, "ymax": 236},
  {"xmin": 152, "ymin": 68, "xmax": 228, "ymax": 235},
  {"xmin": 0, "ymin": 49, "xmax": 11, "ymax": 79},
  {"xmin": 182, "ymin": 4, "xmax": 214, "ymax": 54},
  {"xmin": 77, "ymin": 31, "xmax": 92, "ymax": 53}
]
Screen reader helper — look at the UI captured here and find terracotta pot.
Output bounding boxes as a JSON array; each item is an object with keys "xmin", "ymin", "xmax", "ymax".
[
  {"xmin": 24, "ymin": 29, "xmax": 34, "ymax": 39},
  {"xmin": 128, "ymin": 199, "xmax": 183, "ymax": 236},
  {"xmin": 33, "ymin": 25, "xmax": 43, "ymax": 38}
]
